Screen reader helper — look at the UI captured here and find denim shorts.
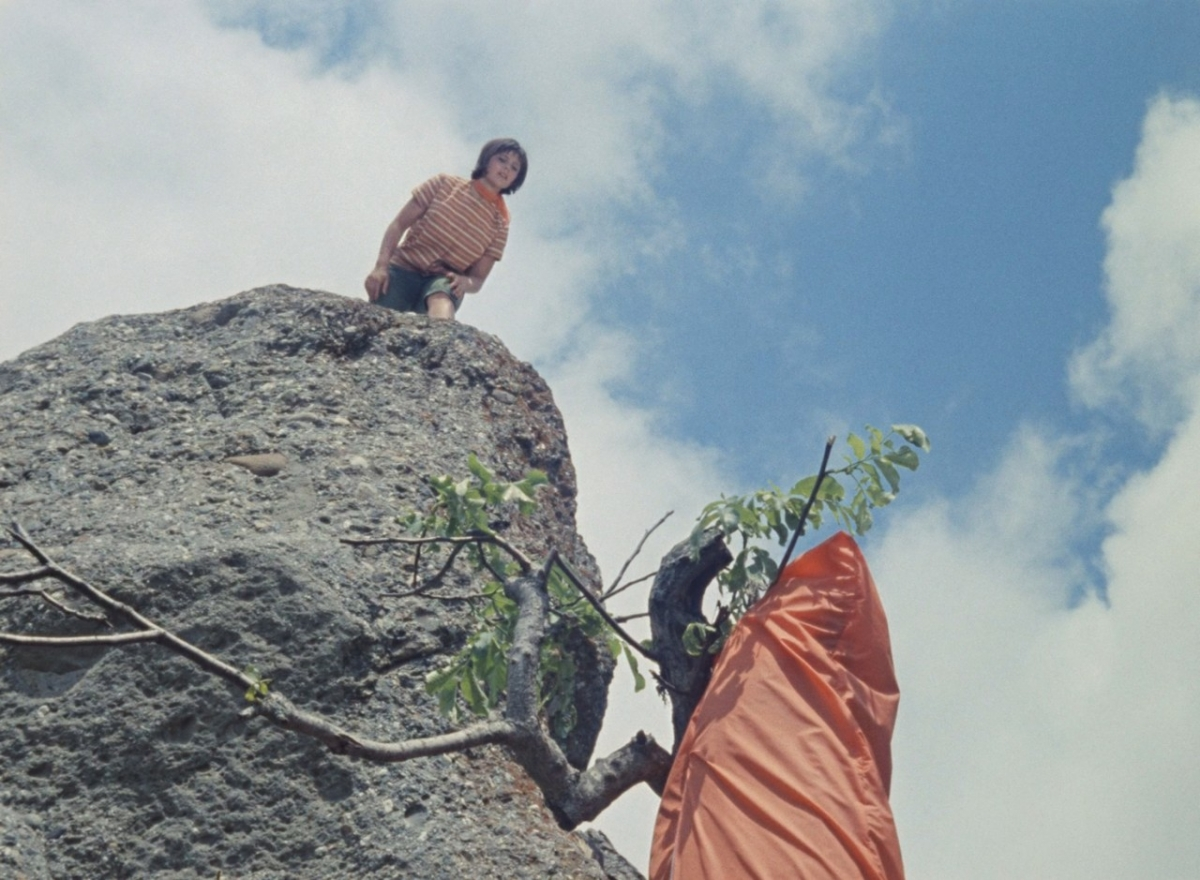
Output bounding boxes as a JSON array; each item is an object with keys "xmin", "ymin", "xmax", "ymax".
[{"xmin": 377, "ymin": 265, "xmax": 461, "ymax": 313}]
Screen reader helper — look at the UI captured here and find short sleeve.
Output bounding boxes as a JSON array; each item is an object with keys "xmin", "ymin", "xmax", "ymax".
[
  {"xmin": 411, "ymin": 174, "xmax": 449, "ymax": 210},
  {"xmin": 485, "ymin": 222, "xmax": 509, "ymax": 262}
]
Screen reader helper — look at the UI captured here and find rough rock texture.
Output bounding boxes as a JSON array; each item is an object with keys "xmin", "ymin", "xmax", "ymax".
[{"xmin": 0, "ymin": 287, "xmax": 640, "ymax": 879}]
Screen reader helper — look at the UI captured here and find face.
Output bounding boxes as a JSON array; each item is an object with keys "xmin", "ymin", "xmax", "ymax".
[{"xmin": 483, "ymin": 151, "xmax": 522, "ymax": 192}]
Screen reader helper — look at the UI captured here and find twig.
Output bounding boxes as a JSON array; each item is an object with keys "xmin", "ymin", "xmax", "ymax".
[
  {"xmin": 1, "ymin": 522, "xmax": 671, "ymax": 829},
  {"xmin": 547, "ymin": 552, "xmax": 658, "ymax": 663},
  {"xmin": 341, "ymin": 532, "xmax": 533, "ymax": 574},
  {"xmin": 601, "ymin": 568, "xmax": 659, "ymax": 602},
  {"xmin": 0, "ymin": 567, "xmax": 53, "ymax": 585},
  {"xmin": 602, "ymin": 511, "xmax": 672, "ymax": 600},
  {"xmin": 474, "ymin": 543, "xmax": 509, "ymax": 585},
  {"xmin": 380, "ymin": 588, "xmax": 479, "ymax": 603},
  {"xmin": 422, "ymin": 542, "xmax": 466, "ymax": 592},
  {"xmin": 249, "ymin": 694, "xmax": 517, "ymax": 762},
  {"xmin": 773, "ymin": 436, "xmax": 836, "ymax": 583},
  {"xmin": 4, "ymin": 522, "xmax": 259, "ymax": 693},
  {"xmin": 0, "ymin": 631, "xmax": 161, "ymax": 647},
  {"xmin": 650, "ymin": 670, "xmax": 686, "ymax": 695},
  {"xmin": 409, "ymin": 527, "xmax": 426, "ymax": 589},
  {"xmin": 612, "ymin": 612, "xmax": 649, "ymax": 624}
]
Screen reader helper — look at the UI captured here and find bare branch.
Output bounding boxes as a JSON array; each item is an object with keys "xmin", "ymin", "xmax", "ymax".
[
  {"xmin": 341, "ymin": 531, "xmax": 534, "ymax": 574},
  {"xmin": 547, "ymin": 552, "xmax": 659, "ymax": 663},
  {"xmin": 0, "ymin": 566, "xmax": 53, "ymax": 586},
  {"xmin": 649, "ymin": 528, "xmax": 733, "ymax": 750},
  {"xmin": 482, "ymin": 532, "xmax": 534, "ymax": 574},
  {"xmin": 380, "ymin": 588, "xmax": 478, "ymax": 602},
  {"xmin": 36, "ymin": 591, "xmax": 113, "ymax": 624},
  {"xmin": 3, "ymin": 522, "xmax": 258, "ymax": 694},
  {"xmin": 601, "ymin": 567, "xmax": 660, "ymax": 602},
  {"xmin": 496, "ymin": 560, "xmax": 670, "ymax": 827},
  {"xmin": 773, "ymin": 435, "xmax": 836, "ymax": 584},
  {"xmin": 2, "ymin": 522, "xmax": 672, "ymax": 832},
  {"xmin": 249, "ymin": 693, "xmax": 516, "ymax": 762},
  {"xmin": 503, "ymin": 569, "xmax": 551, "ymax": 728},
  {"xmin": 612, "ymin": 612, "xmax": 649, "ymax": 624},
  {"xmin": 0, "ymin": 583, "xmax": 113, "ymax": 623},
  {"xmin": 603, "ymin": 511, "xmax": 672, "ymax": 600},
  {"xmin": 425, "ymin": 541, "xmax": 466, "ymax": 588},
  {"xmin": 0, "ymin": 631, "xmax": 161, "ymax": 647},
  {"xmin": 553, "ymin": 732, "xmax": 673, "ymax": 825},
  {"xmin": 382, "ymin": 542, "xmax": 469, "ymax": 600}
]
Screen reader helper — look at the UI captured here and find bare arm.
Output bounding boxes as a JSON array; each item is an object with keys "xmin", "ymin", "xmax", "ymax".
[{"xmin": 364, "ymin": 198, "xmax": 427, "ymax": 301}]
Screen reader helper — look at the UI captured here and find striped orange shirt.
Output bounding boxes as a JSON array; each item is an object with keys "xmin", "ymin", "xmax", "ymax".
[{"xmin": 390, "ymin": 174, "xmax": 509, "ymax": 275}]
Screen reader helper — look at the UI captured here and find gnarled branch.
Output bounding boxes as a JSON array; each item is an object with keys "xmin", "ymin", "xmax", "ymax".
[
  {"xmin": 0, "ymin": 523, "xmax": 670, "ymax": 830},
  {"xmin": 648, "ymin": 527, "xmax": 734, "ymax": 750}
]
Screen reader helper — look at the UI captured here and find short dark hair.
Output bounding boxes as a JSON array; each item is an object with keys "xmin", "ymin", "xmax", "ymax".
[{"xmin": 471, "ymin": 138, "xmax": 528, "ymax": 195}]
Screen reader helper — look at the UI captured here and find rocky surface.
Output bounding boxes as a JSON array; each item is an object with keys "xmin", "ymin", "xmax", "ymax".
[{"xmin": 0, "ymin": 287, "xmax": 639, "ymax": 879}]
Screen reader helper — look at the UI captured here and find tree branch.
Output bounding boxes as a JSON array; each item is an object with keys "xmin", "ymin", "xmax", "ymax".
[
  {"xmin": 603, "ymin": 511, "xmax": 672, "ymax": 600},
  {"xmin": 774, "ymin": 435, "xmax": 836, "ymax": 579},
  {"xmin": 1, "ymin": 586, "xmax": 111, "ymax": 623},
  {"xmin": 649, "ymin": 528, "xmax": 733, "ymax": 750},
  {"xmin": 0, "ymin": 523, "xmax": 672, "ymax": 832},
  {"xmin": 0, "ymin": 566, "xmax": 54, "ymax": 586},
  {"xmin": 340, "ymin": 531, "xmax": 534, "ymax": 574},
  {"xmin": 547, "ymin": 552, "xmax": 658, "ymax": 663},
  {"xmin": 602, "ymin": 567, "xmax": 660, "ymax": 602},
  {"xmin": 0, "ymin": 630, "xmax": 162, "ymax": 647},
  {"xmin": 248, "ymin": 694, "xmax": 516, "ymax": 762}
]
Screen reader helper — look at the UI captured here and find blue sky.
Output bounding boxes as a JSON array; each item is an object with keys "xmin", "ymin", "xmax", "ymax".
[{"xmin": 4, "ymin": 2, "xmax": 1200, "ymax": 877}]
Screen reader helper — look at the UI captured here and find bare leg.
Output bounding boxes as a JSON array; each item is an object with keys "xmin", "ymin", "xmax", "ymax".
[{"xmin": 425, "ymin": 293, "xmax": 457, "ymax": 321}]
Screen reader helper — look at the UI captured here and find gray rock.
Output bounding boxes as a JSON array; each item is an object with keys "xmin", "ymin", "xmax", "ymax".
[{"xmin": 0, "ymin": 286, "xmax": 632, "ymax": 879}]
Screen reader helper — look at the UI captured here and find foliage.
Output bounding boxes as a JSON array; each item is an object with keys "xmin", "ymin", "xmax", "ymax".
[
  {"xmin": 242, "ymin": 665, "xmax": 271, "ymax": 703},
  {"xmin": 410, "ymin": 455, "xmax": 643, "ymax": 735},
  {"xmin": 413, "ymin": 424, "xmax": 929, "ymax": 723},
  {"xmin": 685, "ymin": 424, "xmax": 931, "ymax": 652}
]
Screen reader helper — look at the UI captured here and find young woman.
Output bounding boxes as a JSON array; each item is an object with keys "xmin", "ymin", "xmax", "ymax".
[{"xmin": 364, "ymin": 138, "xmax": 527, "ymax": 320}]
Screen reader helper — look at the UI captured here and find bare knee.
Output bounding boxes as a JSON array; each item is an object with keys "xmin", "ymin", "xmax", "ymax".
[{"xmin": 425, "ymin": 293, "xmax": 456, "ymax": 320}]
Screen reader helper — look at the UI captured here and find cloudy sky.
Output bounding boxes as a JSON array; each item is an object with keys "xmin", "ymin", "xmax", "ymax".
[{"xmin": 4, "ymin": 1, "xmax": 1200, "ymax": 876}]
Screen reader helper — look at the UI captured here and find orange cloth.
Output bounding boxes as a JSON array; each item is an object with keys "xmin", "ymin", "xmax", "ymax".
[{"xmin": 650, "ymin": 532, "xmax": 904, "ymax": 880}]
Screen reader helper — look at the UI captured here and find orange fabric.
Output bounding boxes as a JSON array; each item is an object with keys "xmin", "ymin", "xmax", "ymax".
[{"xmin": 650, "ymin": 532, "xmax": 904, "ymax": 880}]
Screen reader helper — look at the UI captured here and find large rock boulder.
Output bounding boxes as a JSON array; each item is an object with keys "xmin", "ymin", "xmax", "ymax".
[{"xmin": 0, "ymin": 287, "xmax": 630, "ymax": 879}]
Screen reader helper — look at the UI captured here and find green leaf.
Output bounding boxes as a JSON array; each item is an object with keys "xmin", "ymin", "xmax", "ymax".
[
  {"xmin": 854, "ymin": 503, "xmax": 874, "ymax": 535},
  {"xmin": 522, "ymin": 469, "xmax": 549, "ymax": 488},
  {"xmin": 467, "ymin": 452, "xmax": 492, "ymax": 482},
  {"xmin": 682, "ymin": 621, "xmax": 715, "ymax": 657},
  {"xmin": 868, "ymin": 425, "xmax": 884, "ymax": 455},
  {"xmin": 461, "ymin": 670, "xmax": 487, "ymax": 716},
  {"xmin": 790, "ymin": 475, "xmax": 817, "ymax": 497},
  {"xmin": 847, "ymin": 432, "xmax": 866, "ymax": 461},
  {"xmin": 622, "ymin": 644, "xmax": 647, "ymax": 692},
  {"xmin": 501, "ymin": 484, "xmax": 533, "ymax": 505},
  {"xmin": 888, "ymin": 446, "xmax": 920, "ymax": 471},
  {"xmin": 892, "ymin": 424, "xmax": 931, "ymax": 452},
  {"xmin": 877, "ymin": 458, "xmax": 902, "ymax": 494}
]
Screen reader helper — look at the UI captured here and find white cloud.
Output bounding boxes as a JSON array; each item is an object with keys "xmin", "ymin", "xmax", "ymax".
[
  {"xmin": 0, "ymin": 0, "xmax": 470, "ymax": 357},
  {"xmin": 1070, "ymin": 94, "xmax": 1200, "ymax": 430},
  {"xmin": 876, "ymin": 394, "xmax": 1200, "ymax": 879},
  {"xmin": 0, "ymin": 0, "xmax": 903, "ymax": 871},
  {"xmin": 9, "ymin": 3, "xmax": 1198, "ymax": 879},
  {"xmin": 872, "ymin": 94, "xmax": 1200, "ymax": 878}
]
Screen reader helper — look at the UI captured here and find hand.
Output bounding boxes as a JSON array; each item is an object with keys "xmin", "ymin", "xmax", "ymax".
[
  {"xmin": 364, "ymin": 268, "xmax": 389, "ymax": 302},
  {"xmin": 445, "ymin": 272, "xmax": 471, "ymax": 296}
]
